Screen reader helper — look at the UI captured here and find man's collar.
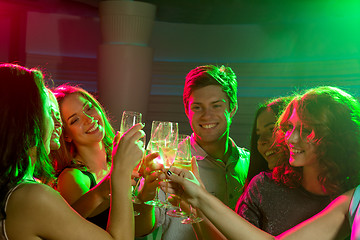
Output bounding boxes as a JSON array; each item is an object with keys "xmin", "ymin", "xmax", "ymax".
[
  {"xmin": 190, "ymin": 133, "xmax": 238, "ymax": 161},
  {"xmin": 190, "ymin": 133, "xmax": 208, "ymax": 161}
]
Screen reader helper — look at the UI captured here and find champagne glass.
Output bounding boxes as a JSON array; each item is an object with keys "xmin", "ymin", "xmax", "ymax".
[
  {"xmin": 144, "ymin": 121, "xmax": 178, "ymax": 208},
  {"xmin": 181, "ymin": 201, "xmax": 203, "ymax": 224},
  {"xmin": 120, "ymin": 111, "xmax": 145, "ymax": 216},
  {"xmin": 167, "ymin": 134, "xmax": 191, "ymax": 217},
  {"xmin": 167, "ymin": 136, "xmax": 202, "ymax": 224}
]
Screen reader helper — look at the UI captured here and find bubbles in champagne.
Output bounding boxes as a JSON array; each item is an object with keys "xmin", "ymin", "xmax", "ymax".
[
  {"xmin": 160, "ymin": 147, "xmax": 177, "ymax": 168},
  {"xmin": 173, "ymin": 157, "xmax": 192, "ymax": 170}
]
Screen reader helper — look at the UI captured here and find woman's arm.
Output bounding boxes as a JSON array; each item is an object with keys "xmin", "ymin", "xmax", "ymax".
[
  {"xmin": 57, "ymin": 167, "xmax": 111, "ymax": 218},
  {"xmin": 134, "ymin": 152, "xmax": 162, "ymax": 237},
  {"xmin": 161, "ymin": 168, "xmax": 274, "ymax": 240},
  {"xmin": 162, "ymin": 167, "xmax": 353, "ymax": 240},
  {"xmin": 6, "ymin": 182, "xmax": 115, "ymax": 240},
  {"xmin": 277, "ymin": 189, "xmax": 353, "ymax": 240},
  {"xmin": 192, "ymin": 212, "xmax": 228, "ymax": 240},
  {"xmin": 107, "ymin": 124, "xmax": 145, "ymax": 238},
  {"xmin": 188, "ymin": 156, "xmax": 228, "ymax": 240}
]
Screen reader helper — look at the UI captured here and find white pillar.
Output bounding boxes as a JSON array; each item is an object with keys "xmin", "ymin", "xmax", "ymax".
[{"xmin": 98, "ymin": 0, "xmax": 156, "ymax": 127}]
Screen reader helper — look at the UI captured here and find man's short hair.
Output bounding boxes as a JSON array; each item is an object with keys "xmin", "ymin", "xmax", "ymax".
[{"xmin": 183, "ymin": 65, "xmax": 238, "ymax": 114}]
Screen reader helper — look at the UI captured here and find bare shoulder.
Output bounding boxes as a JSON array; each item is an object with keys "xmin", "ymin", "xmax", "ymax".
[
  {"xmin": 7, "ymin": 182, "xmax": 60, "ymax": 205},
  {"xmin": 340, "ymin": 188, "xmax": 356, "ymax": 211},
  {"xmin": 6, "ymin": 182, "xmax": 66, "ymax": 215},
  {"xmin": 5, "ymin": 182, "xmax": 109, "ymax": 240},
  {"xmin": 57, "ymin": 167, "xmax": 91, "ymax": 190},
  {"xmin": 5, "ymin": 182, "xmax": 69, "ymax": 238},
  {"xmin": 57, "ymin": 167, "xmax": 92, "ymax": 204},
  {"xmin": 58, "ymin": 167, "xmax": 89, "ymax": 183}
]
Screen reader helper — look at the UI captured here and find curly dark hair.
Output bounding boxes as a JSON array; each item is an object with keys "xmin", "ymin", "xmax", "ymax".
[{"xmin": 273, "ymin": 86, "xmax": 360, "ymax": 198}]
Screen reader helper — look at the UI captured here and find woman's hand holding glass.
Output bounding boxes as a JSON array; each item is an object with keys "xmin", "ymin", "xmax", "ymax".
[
  {"xmin": 144, "ymin": 121, "xmax": 178, "ymax": 208},
  {"xmin": 160, "ymin": 164, "xmax": 202, "ymax": 208},
  {"xmin": 166, "ymin": 134, "xmax": 192, "ymax": 217},
  {"xmin": 162, "ymin": 142, "xmax": 203, "ymax": 224},
  {"xmin": 136, "ymin": 152, "xmax": 166, "ymax": 203},
  {"xmin": 118, "ymin": 111, "xmax": 146, "ymax": 216},
  {"xmin": 111, "ymin": 123, "xmax": 145, "ymax": 176}
]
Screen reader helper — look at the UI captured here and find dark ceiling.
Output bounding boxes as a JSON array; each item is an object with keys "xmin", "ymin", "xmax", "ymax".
[
  {"xmin": 3, "ymin": 0, "xmax": 360, "ymax": 25},
  {"xmin": 70, "ymin": 0, "xmax": 360, "ymax": 24}
]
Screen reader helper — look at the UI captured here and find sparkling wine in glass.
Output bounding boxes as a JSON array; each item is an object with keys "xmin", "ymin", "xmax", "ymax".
[
  {"xmin": 144, "ymin": 121, "xmax": 178, "ymax": 208},
  {"xmin": 120, "ymin": 111, "xmax": 144, "ymax": 216},
  {"xmin": 167, "ymin": 134, "xmax": 192, "ymax": 217}
]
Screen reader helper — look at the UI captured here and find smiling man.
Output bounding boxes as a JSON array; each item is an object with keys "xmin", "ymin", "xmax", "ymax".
[{"xmin": 150, "ymin": 65, "xmax": 250, "ymax": 240}]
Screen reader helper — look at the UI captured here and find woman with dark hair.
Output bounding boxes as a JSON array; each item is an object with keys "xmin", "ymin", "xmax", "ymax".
[
  {"xmin": 162, "ymin": 86, "xmax": 360, "ymax": 239},
  {"xmin": 244, "ymin": 96, "xmax": 291, "ymax": 190},
  {"xmin": 51, "ymin": 84, "xmax": 155, "ymax": 235},
  {"xmin": 0, "ymin": 63, "xmax": 144, "ymax": 239}
]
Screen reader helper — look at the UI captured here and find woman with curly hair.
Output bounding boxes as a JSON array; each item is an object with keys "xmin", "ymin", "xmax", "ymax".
[
  {"xmin": 235, "ymin": 86, "xmax": 360, "ymax": 235},
  {"xmin": 162, "ymin": 86, "xmax": 360, "ymax": 239}
]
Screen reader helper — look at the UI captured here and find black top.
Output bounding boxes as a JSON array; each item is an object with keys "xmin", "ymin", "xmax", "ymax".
[
  {"xmin": 82, "ymin": 170, "xmax": 109, "ymax": 230},
  {"xmin": 236, "ymin": 172, "xmax": 331, "ymax": 235}
]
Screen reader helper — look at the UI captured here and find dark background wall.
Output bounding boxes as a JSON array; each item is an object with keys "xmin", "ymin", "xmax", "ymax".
[{"xmin": 1, "ymin": 0, "xmax": 360, "ymax": 148}]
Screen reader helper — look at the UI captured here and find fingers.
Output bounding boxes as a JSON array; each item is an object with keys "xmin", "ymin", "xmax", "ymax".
[
  {"xmin": 168, "ymin": 166, "xmax": 186, "ymax": 176},
  {"xmin": 113, "ymin": 123, "xmax": 144, "ymax": 150},
  {"xmin": 144, "ymin": 152, "xmax": 160, "ymax": 164},
  {"xmin": 167, "ymin": 167, "xmax": 194, "ymax": 181},
  {"xmin": 131, "ymin": 171, "xmax": 141, "ymax": 179},
  {"xmin": 111, "ymin": 124, "xmax": 145, "ymax": 172},
  {"xmin": 145, "ymin": 170, "xmax": 163, "ymax": 183},
  {"xmin": 143, "ymin": 152, "xmax": 161, "ymax": 171},
  {"xmin": 143, "ymin": 153, "xmax": 163, "ymax": 175},
  {"xmin": 120, "ymin": 123, "xmax": 145, "ymax": 143},
  {"xmin": 191, "ymin": 156, "xmax": 200, "ymax": 178},
  {"xmin": 163, "ymin": 169, "xmax": 184, "ymax": 185},
  {"xmin": 167, "ymin": 195, "xmax": 179, "ymax": 206},
  {"xmin": 123, "ymin": 122, "xmax": 145, "ymax": 136},
  {"xmin": 113, "ymin": 131, "xmax": 121, "ymax": 148},
  {"xmin": 159, "ymin": 181, "xmax": 180, "ymax": 195}
]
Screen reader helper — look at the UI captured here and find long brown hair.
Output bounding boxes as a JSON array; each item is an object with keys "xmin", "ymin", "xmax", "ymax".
[
  {"xmin": 245, "ymin": 96, "xmax": 293, "ymax": 189},
  {"xmin": 0, "ymin": 64, "xmax": 54, "ymax": 218},
  {"xmin": 51, "ymin": 84, "xmax": 115, "ymax": 175}
]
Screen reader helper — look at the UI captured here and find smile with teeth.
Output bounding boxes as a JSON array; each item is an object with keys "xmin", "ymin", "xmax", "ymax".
[
  {"xmin": 201, "ymin": 123, "xmax": 217, "ymax": 129},
  {"xmin": 87, "ymin": 121, "xmax": 99, "ymax": 133},
  {"xmin": 265, "ymin": 150, "xmax": 275, "ymax": 157},
  {"xmin": 290, "ymin": 149, "xmax": 304, "ymax": 154}
]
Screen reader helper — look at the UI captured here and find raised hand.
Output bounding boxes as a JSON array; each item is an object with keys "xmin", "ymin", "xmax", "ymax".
[
  {"xmin": 137, "ymin": 152, "xmax": 166, "ymax": 202},
  {"xmin": 160, "ymin": 166, "xmax": 202, "ymax": 208},
  {"xmin": 112, "ymin": 123, "xmax": 145, "ymax": 173}
]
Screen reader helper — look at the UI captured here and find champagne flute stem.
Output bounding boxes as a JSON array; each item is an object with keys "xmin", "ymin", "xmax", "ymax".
[{"xmin": 154, "ymin": 186, "xmax": 160, "ymax": 202}]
